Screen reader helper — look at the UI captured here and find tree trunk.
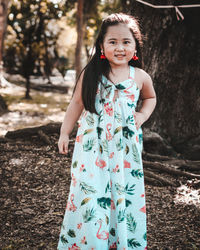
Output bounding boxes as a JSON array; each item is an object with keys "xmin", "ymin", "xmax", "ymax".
[
  {"xmin": 75, "ymin": 0, "xmax": 84, "ymax": 79},
  {"xmin": 130, "ymin": 0, "xmax": 200, "ymax": 159}
]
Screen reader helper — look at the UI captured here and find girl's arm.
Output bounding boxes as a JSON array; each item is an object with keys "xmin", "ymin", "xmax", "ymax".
[
  {"xmin": 58, "ymin": 72, "xmax": 84, "ymax": 154},
  {"xmin": 135, "ymin": 70, "xmax": 157, "ymax": 130}
]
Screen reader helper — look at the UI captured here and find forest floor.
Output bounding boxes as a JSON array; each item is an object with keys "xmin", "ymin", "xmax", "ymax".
[{"xmin": 0, "ymin": 83, "xmax": 200, "ymax": 250}]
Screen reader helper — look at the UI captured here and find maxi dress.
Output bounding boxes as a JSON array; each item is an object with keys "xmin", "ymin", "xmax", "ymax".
[{"xmin": 57, "ymin": 66, "xmax": 147, "ymax": 250}]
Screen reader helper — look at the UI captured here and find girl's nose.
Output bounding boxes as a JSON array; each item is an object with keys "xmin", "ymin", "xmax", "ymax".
[{"xmin": 116, "ymin": 44, "xmax": 124, "ymax": 51}]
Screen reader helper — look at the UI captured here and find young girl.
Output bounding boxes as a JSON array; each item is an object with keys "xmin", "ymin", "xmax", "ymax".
[{"xmin": 57, "ymin": 13, "xmax": 156, "ymax": 250}]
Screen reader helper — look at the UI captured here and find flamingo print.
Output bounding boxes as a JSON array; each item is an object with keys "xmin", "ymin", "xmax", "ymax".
[
  {"xmin": 96, "ymin": 219, "xmax": 109, "ymax": 240},
  {"xmin": 106, "ymin": 123, "xmax": 112, "ymax": 141},
  {"xmin": 66, "ymin": 194, "xmax": 77, "ymax": 212},
  {"xmin": 95, "ymin": 157, "xmax": 107, "ymax": 169}
]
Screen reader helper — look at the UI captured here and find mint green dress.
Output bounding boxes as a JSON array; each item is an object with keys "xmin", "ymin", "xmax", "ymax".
[{"xmin": 57, "ymin": 66, "xmax": 147, "ymax": 250}]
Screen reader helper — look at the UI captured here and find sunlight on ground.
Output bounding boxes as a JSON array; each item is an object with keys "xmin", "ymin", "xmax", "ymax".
[
  {"xmin": 0, "ymin": 83, "xmax": 73, "ymax": 136},
  {"xmin": 174, "ymin": 181, "xmax": 200, "ymax": 208}
]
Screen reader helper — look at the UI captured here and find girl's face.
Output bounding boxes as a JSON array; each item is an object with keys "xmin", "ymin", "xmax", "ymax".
[{"xmin": 101, "ymin": 23, "xmax": 136, "ymax": 67}]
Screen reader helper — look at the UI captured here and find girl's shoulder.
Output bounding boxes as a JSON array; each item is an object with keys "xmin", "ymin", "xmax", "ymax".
[
  {"xmin": 134, "ymin": 67, "xmax": 152, "ymax": 90},
  {"xmin": 134, "ymin": 67, "xmax": 151, "ymax": 80}
]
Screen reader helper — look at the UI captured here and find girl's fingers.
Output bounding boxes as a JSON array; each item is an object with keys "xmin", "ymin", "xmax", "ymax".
[{"xmin": 64, "ymin": 142, "xmax": 68, "ymax": 154}]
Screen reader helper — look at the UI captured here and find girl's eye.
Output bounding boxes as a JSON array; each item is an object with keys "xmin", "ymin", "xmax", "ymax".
[
  {"xmin": 124, "ymin": 41, "xmax": 130, "ymax": 44},
  {"xmin": 109, "ymin": 41, "xmax": 116, "ymax": 44}
]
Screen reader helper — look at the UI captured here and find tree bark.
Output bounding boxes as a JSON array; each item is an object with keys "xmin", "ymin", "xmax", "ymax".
[
  {"xmin": 75, "ymin": 0, "xmax": 84, "ymax": 79},
  {"xmin": 130, "ymin": 0, "xmax": 200, "ymax": 159}
]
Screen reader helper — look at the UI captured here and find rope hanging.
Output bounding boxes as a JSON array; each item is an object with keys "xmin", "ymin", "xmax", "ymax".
[{"xmin": 135, "ymin": 0, "xmax": 200, "ymax": 20}]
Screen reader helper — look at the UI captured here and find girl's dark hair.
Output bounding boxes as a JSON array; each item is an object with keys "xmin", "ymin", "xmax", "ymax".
[{"xmin": 73, "ymin": 13, "xmax": 143, "ymax": 115}]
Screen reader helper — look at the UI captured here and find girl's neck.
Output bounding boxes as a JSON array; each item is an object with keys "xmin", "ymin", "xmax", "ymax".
[{"xmin": 108, "ymin": 64, "xmax": 130, "ymax": 84}]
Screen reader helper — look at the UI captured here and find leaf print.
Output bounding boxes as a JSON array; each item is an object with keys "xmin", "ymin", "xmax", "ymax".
[
  {"xmin": 83, "ymin": 138, "xmax": 96, "ymax": 151},
  {"xmin": 99, "ymin": 144, "xmax": 103, "ymax": 154},
  {"xmin": 127, "ymin": 102, "xmax": 136, "ymax": 108},
  {"xmin": 96, "ymin": 127, "xmax": 103, "ymax": 139},
  {"xmin": 132, "ymin": 143, "xmax": 141, "ymax": 164},
  {"xmin": 98, "ymin": 110, "xmax": 103, "ymax": 123},
  {"xmin": 83, "ymin": 128, "xmax": 94, "ymax": 135},
  {"xmin": 116, "ymin": 138, "xmax": 123, "ymax": 151},
  {"xmin": 139, "ymin": 133, "xmax": 143, "ymax": 144},
  {"xmin": 97, "ymin": 197, "xmax": 111, "ymax": 209},
  {"xmin": 67, "ymin": 229, "xmax": 76, "ymax": 238},
  {"xmin": 82, "ymin": 208, "xmax": 96, "ymax": 223},
  {"xmin": 110, "ymin": 228, "xmax": 116, "ymax": 236},
  {"xmin": 116, "ymin": 197, "xmax": 124, "ymax": 206},
  {"xmin": 60, "ymin": 234, "xmax": 68, "ymax": 244},
  {"xmin": 125, "ymin": 145, "xmax": 129, "ymax": 154},
  {"xmin": 115, "ymin": 83, "xmax": 126, "ymax": 90},
  {"xmin": 80, "ymin": 197, "xmax": 92, "ymax": 206},
  {"xmin": 85, "ymin": 115, "xmax": 94, "ymax": 126},
  {"xmin": 127, "ymin": 238, "xmax": 141, "ymax": 248},
  {"xmin": 126, "ymin": 213, "xmax": 137, "ymax": 233},
  {"xmin": 114, "ymin": 126, "xmax": 122, "ymax": 135},
  {"xmin": 123, "ymin": 126, "xmax": 135, "ymax": 139},
  {"xmin": 114, "ymin": 111, "xmax": 122, "ymax": 123},
  {"xmin": 126, "ymin": 115, "xmax": 135, "ymax": 125},
  {"xmin": 79, "ymin": 182, "xmax": 97, "ymax": 194},
  {"xmin": 72, "ymin": 161, "xmax": 78, "ymax": 168},
  {"xmin": 125, "ymin": 183, "xmax": 135, "ymax": 195},
  {"xmin": 125, "ymin": 199, "xmax": 132, "ymax": 208},
  {"xmin": 102, "ymin": 139, "xmax": 109, "ymax": 152},
  {"xmin": 143, "ymin": 232, "xmax": 147, "ymax": 241},
  {"xmin": 115, "ymin": 183, "xmax": 125, "ymax": 195},
  {"xmin": 105, "ymin": 214, "xmax": 109, "ymax": 225},
  {"xmin": 105, "ymin": 181, "xmax": 111, "ymax": 193},
  {"xmin": 117, "ymin": 209, "xmax": 126, "ymax": 223},
  {"xmin": 130, "ymin": 169, "xmax": 144, "ymax": 179}
]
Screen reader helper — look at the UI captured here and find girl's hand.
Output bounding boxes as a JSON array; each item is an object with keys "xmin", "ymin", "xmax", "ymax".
[
  {"xmin": 134, "ymin": 112, "xmax": 146, "ymax": 130},
  {"xmin": 58, "ymin": 134, "xmax": 69, "ymax": 154}
]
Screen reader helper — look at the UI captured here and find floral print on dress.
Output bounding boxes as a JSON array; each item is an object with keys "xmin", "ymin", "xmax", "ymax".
[{"xmin": 57, "ymin": 66, "xmax": 147, "ymax": 249}]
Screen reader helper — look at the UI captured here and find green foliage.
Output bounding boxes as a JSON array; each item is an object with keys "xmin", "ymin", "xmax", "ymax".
[
  {"xmin": 67, "ymin": 229, "xmax": 76, "ymax": 238},
  {"xmin": 127, "ymin": 238, "xmax": 141, "ymax": 248},
  {"xmin": 82, "ymin": 207, "xmax": 96, "ymax": 223},
  {"xmin": 126, "ymin": 213, "xmax": 137, "ymax": 233},
  {"xmin": 97, "ymin": 197, "xmax": 111, "ymax": 209},
  {"xmin": 79, "ymin": 181, "xmax": 97, "ymax": 194},
  {"xmin": 83, "ymin": 138, "xmax": 96, "ymax": 151},
  {"xmin": 130, "ymin": 169, "xmax": 144, "ymax": 179},
  {"xmin": 60, "ymin": 234, "xmax": 68, "ymax": 244},
  {"xmin": 132, "ymin": 143, "xmax": 141, "ymax": 164},
  {"xmin": 5, "ymin": 0, "xmax": 67, "ymax": 76},
  {"xmin": 117, "ymin": 209, "xmax": 126, "ymax": 223},
  {"xmin": 123, "ymin": 126, "xmax": 135, "ymax": 139}
]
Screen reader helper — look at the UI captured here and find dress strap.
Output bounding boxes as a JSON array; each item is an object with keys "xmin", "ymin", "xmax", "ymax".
[{"xmin": 129, "ymin": 66, "xmax": 135, "ymax": 80}]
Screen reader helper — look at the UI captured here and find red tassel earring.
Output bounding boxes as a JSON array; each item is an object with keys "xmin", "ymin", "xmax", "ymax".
[
  {"xmin": 100, "ymin": 50, "xmax": 106, "ymax": 59},
  {"xmin": 132, "ymin": 51, "xmax": 138, "ymax": 60}
]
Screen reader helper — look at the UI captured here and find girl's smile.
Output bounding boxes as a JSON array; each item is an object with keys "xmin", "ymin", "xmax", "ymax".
[{"xmin": 101, "ymin": 23, "xmax": 136, "ymax": 68}]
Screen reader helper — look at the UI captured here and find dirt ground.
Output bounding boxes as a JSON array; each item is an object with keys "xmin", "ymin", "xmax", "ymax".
[
  {"xmin": 0, "ymin": 132, "xmax": 199, "ymax": 250},
  {"xmin": 0, "ymin": 83, "xmax": 200, "ymax": 250}
]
